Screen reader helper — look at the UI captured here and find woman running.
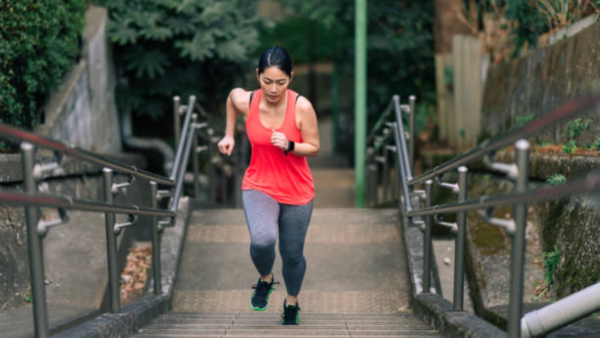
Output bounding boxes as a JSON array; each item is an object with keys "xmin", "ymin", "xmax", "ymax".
[{"xmin": 217, "ymin": 46, "xmax": 319, "ymax": 325}]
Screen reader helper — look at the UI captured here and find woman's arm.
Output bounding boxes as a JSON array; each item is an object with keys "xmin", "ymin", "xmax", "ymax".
[
  {"xmin": 271, "ymin": 96, "xmax": 320, "ymax": 157},
  {"xmin": 218, "ymin": 88, "xmax": 250, "ymax": 155}
]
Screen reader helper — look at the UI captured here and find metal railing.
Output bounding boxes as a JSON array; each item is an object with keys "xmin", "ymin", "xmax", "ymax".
[
  {"xmin": 173, "ymin": 96, "xmax": 247, "ymax": 207},
  {"xmin": 366, "ymin": 90, "xmax": 600, "ymax": 338},
  {"xmin": 0, "ymin": 95, "xmax": 244, "ymax": 337}
]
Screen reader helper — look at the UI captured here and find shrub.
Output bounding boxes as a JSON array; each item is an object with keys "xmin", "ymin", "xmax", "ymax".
[
  {"xmin": 96, "ymin": 0, "xmax": 261, "ymax": 121},
  {"xmin": 547, "ymin": 174, "xmax": 566, "ymax": 185},
  {"xmin": 0, "ymin": 0, "xmax": 86, "ymax": 131}
]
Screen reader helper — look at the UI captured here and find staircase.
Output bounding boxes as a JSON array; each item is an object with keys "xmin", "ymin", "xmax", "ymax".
[
  {"xmin": 135, "ymin": 312, "xmax": 440, "ymax": 337},
  {"xmin": 132, "ymin": 207, "xmax": 442, "ymax": 337}
]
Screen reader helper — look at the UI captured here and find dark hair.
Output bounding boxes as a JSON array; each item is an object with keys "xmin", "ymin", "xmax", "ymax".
[{"xmin": 258, "ymin": 46, "xmax": 293, "ymax": 77}]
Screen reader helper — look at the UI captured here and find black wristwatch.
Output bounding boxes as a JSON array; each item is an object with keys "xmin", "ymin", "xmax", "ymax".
[{"xmin": 287, "ymin": 141, "xmax": 295, "ymax": 152}]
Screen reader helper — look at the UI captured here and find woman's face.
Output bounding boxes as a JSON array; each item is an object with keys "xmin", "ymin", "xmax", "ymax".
[{"xmin": 257, "ymin": 66, "xmax": 293, "ymax": 104}]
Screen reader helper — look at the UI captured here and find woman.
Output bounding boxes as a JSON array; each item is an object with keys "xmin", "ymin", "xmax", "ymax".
[{"xmin": 217, "ymin": 46, "xmax": 319, "ymax": 325}]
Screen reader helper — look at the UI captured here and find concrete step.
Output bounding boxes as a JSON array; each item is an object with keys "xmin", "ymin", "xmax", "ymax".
[{"xmin": 134, "ymin": 312, "xmax": 441, "ymax": 337}]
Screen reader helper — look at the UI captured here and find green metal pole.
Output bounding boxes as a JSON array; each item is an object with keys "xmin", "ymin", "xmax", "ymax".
[
  {"xmin": 355, "ymin": 0, "xmax": 367, "ymax": 208},
  {"xmin": 331, "ymin": 62, "xmax": 340, "ymax": 153}
]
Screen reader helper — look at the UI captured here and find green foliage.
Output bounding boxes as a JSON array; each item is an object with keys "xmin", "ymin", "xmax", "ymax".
[
  {"xmin": 256, "ymin": 16, "xmax": 340, "ymax": 64},
  {"xmin": 504, "ymin": 0, "xmax": 549, "ymax": 53},
  {"xmin": 443, "ymin": 66, "xmax": 454, "ymax": 87},
  {"xmin": 23, "ymin": 293, "xmax": 32, "ymax": 303},
  {"xmin": 590, "ymin": 137, "xmax": 600, "ymax": 150},
  {"xmin": 543, "ymin": 245, "xmax": 560, "ymax": 285},
  {"xmin": 277, "ymin": 0, "xmax": 436, "ymax": 128},
  {"xmin": 564, "ymin": 118, "xmax": 591, "ymax": 141},
  {"xmin": 516, "ymin": 114, "xmax": 536, "ymax": 126},
  {"xmin": 547, "ymin": 174, "xmax": 566, "ymax": 185},
  {"xmin": 562, "ymin": 139, "xmax": 577, "ymax": 154},
  {"xmin": 0, "ymin": 0, "xmax": 86, "ymax": 130},
  {"xmin": 96, "ymin": 0, "xmax": 261, "ymax": 120}
]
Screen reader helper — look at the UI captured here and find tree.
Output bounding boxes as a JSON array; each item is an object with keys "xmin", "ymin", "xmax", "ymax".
[
  {"xmin": 97, "ymin": 0, "xmax": 261, "ymax": 126},
  {"xmin": 277, "ymin": 0, "xmax": 436, "ymax": 130}
]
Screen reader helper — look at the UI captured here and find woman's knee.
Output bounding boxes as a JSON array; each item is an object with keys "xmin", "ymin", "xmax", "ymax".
[
  {"xmin": 280, "ymin": 249, "xmax": 305, "ymax": 266},
  {"xmin": 251, "ymin": 237, "xmax": 276, "ymax": 253}
]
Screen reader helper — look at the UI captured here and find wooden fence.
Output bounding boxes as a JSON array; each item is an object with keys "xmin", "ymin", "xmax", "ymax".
[{"xmin": 435, "ymin": 35, "xmax": 489, "ymax": 150}]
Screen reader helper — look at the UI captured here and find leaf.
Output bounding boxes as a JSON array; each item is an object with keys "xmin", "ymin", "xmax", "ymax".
[
  {"xmin": 215, "ymin": 39, "xmax": 246, "ymax": 61},
  {"xmin": 125, "ymin": 47, "xmax": 170, "ymax": 79},
  {"xmin": 166, "ymin": 16, "xmax": 196, "ymax": 35},
  {"xmin": 140, "ymin": 26, "xmax": 173, "ymax": 41},
  {"xmin": 108, "ymin": 13, "xmax": 138, "ymax": 45},
  {"xmin": 176, "ymin": 32, "xmax": 215, "ymax": 61}
]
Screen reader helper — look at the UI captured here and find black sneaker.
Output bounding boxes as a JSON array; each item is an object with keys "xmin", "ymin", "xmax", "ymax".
[
  {"xmin": 281, "ymin": 299, "xmax": 301, "ymax": 325},
  {"xmin": 249, "ymin": 274, "xmax": 278, "ymax": 311}
]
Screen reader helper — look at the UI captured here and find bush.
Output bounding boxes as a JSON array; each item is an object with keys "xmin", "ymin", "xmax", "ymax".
[
  {"xmin": 0, "ymin": 0, "xmax": 86, "ymax": 130},
  {"xmin": 96, "ymin": 0, "xmax": 261, "ymax": 123}
]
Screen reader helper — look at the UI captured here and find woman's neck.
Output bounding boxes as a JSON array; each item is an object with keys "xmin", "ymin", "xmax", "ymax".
[{"xmin": 262, "ymin": 90, "xmax": 287, "ymax": 110}]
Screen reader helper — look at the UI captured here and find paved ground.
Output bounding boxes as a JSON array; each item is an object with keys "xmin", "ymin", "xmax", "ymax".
[{"xmin": 172, "ymin": 208, "xmax": 410, "ymax": 314}]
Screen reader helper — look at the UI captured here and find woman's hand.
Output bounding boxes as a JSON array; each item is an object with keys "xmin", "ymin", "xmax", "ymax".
[
  {"xmin": 218, "ymin": 136, "xmax": 235, "ymax": 156},
  {"xmin": 271, "ymin": 130, "xmax": 289, "ymax": 151}
]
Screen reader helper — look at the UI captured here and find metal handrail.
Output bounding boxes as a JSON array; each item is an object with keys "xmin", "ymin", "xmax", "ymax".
[
  {"xmin": 0, "ymin": 191, "xmax": 175, "ymax": 218},
  {"xmin": 407, "ymin": 171, "xmax": 600, "ymax": 217},
  {"xmin": 170, "ymin": 95, "xmax": 196, "ymax": 180},
  {"xmin": 0, "ymin": 122, "xmax": 175, "ymax": 186},
  {"xmin": 170, "ymin": 120, "xmax": 196, "ymax": 213},
  {"xmin": 408, "ymin": 89, "xmax": 600, "ymax": 186},
  {"xmin": 365, "ymin": 90, "xmax": 600, "ymax": 338},
  {"xmin": 0, "ymin": 95, "xmax": 211, "ymax": 338},
  {"xmin": 366, "ymin": 98, "xmax": 394, "ymax": 144}
]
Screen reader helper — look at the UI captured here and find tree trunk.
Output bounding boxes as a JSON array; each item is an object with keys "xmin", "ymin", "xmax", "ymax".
[{"xmin": 433, "ymin": 0, "xmax": 471, "ymax": 54}]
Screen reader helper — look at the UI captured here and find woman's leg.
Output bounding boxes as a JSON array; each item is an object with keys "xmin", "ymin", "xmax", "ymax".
[
  {"xmin": 278, "ymin": 200, "xmax": 313, "ymax": 302},
  {"xmin": 242, "ymin": 190, "xmax": 279, "ymax": 277}
]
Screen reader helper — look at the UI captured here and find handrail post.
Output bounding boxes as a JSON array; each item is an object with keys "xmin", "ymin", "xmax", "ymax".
[
  {"xmin": 409, "ymin": 95, "xmax": 416, "ymax": 174},
  {"xmin": 150, "ymin": 181, "xmax": 162, "ymax": 295},
  {"xmin": 208, "ymin": 131, "xmax": 216, "ymax": 203},
  {"xmin": 221, "ymin": 166, "xmax": 228, "ymax": 206},
  {"xmin": 191, "ymin": 114, "xmax": 200, "ymax": 198},
  {"xmin": 382, "ymin": 147, "xmax": 390, "ymax": 202},
  {"xmin": 453, "ymin": 166, "xmax": 468, "ymax": 311},
  {"xmin": 509, "ymin": 140, "xmax": 530, "ymax": 338},
  {"xmin": 367, "ymin": 163, "xmax": 377, "ymax": 207},
  {"xmin": 173, "ymin": 96, "xmax": 181, "ymax": 150},
  {"xmin": 21, "ymin": 143, "xmax": 49, "ymax": 338},
  {"xmin": 423, "ymin": 179, "xmax": 434, "ymax": 293},
  {"xmin": 102, "ymin": 168, "xmax": 120, "ymax": 313},
  {"xmin": 391, "ymin": 121, "xmax": 412, "ymax": 212}
]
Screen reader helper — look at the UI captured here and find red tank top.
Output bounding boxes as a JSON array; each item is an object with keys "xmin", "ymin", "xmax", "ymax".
[{"xmin": 241, "ymin": 89, "xmax": 314, "ymax": 205}]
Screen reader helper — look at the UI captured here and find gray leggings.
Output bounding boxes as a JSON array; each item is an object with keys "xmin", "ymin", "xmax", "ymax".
[{"xmin": 242, "ymin": 190, "xmax": 313, "ymax": 296}]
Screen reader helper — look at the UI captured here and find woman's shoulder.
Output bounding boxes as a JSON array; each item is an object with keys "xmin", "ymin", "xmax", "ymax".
[
  {"xmin": 294, "ymin": 94, "xmax": 315, "ymax": 116},
  {"xmin": 230, "ymin": 88, "xmax": 257, "ymax": 112}
]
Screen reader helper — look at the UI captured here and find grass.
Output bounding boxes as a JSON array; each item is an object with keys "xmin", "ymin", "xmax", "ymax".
[{"xmin": 547, "ymin": 174, "xmax": 566, "ymax": 185}]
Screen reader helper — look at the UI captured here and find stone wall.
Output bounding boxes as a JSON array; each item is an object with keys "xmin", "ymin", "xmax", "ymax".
[
  {"xmin": 0, "ymin": 5, "xmax": 138, "ymax": 314},
  {"xmin": 34, "ymin": 6, "xmax": 121, "ymax": 153},
  {"xmin": 470, "ymin": 19, "xmax": 600, "ymax": 306},
  {"xmin": 480, "ymin": 20, "xmax": 600, "ymax": 145}
]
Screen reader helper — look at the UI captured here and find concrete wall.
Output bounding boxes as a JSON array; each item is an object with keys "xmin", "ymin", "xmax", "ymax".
[
  {"xmin": 34, "ymin": 6, "xmax": 121, "ymax": 153},
  {"xmin": 480, "ymin": 20, "xmax": 600, "ymax": 145},
  {"xmin": 468, "ymin": 19, "xmax": 600, "ymax": 308},
  {"xmin": 0, "ymin": 5, "xmax": 139, "ymax": 315}
]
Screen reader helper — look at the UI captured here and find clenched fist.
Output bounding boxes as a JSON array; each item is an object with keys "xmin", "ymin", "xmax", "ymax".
[
  {"xmin": 270, "ymin": 130, "xmax": 289, "ymax": 151},
  {"xmin": 218, "ymin": 136, "xmax": 235, "ymax": 156}
]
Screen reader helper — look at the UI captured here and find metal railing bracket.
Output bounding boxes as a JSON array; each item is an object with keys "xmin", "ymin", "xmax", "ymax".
[
  {"xmin": 111, "ymin": 174, "xmax": 136, "ymax": 196},
  {"xmin": 158, "ymin": 217, "xmax": 175, "ymax": 232},
  {"xmin": 114, "ymin": 213, "xmax": 138, "ymax": 235},
  {"xmin": 33, "ymin": 162, "xmax": 62, "ymax": 181},
  {"xmin": 478, "ymin": 208, "xmax": 516, "ymax": 236},
  {"xmin": 434, "ymin": 214, "xmax": 459, "ymax": 234},
  {"xmin": 37, "ymin": 208, "xmax": 70, "ymax": 238},
  {"xmin": 435, "ymin": 175, "xmax": 460, "ymax": 196}
]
